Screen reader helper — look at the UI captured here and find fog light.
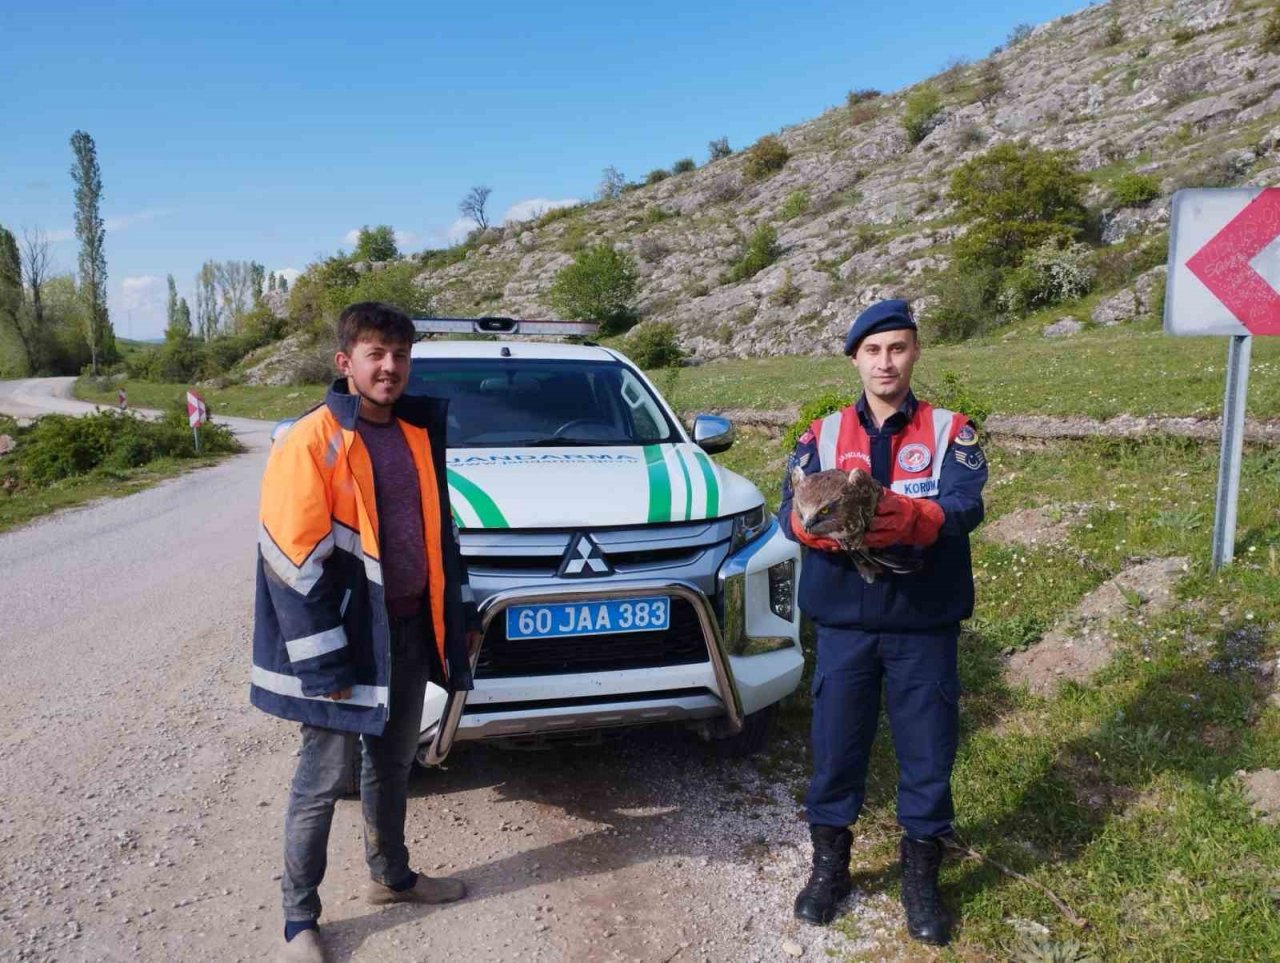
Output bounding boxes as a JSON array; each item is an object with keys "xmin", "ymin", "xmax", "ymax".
[{"xmin": 768, "ymin": 559, "xmax": 795, "ymax": 621}]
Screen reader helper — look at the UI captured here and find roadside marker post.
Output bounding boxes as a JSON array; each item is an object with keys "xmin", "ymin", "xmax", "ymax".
[
  {"xmin": 186, "ymin": 389, "xmax": 208, "ymax": 453},
  {"xmin": 1166, "ymin": 187, "xmax": 1280, "ymax": 569}
]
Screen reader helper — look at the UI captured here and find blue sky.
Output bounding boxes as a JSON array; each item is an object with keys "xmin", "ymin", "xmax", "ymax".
[{"xmin": 0, "ymin": 0, "xmax": 1088, "ymax": 340}]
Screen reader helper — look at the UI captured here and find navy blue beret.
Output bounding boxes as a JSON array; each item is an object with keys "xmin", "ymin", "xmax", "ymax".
[{"xmin": 842, "ymin": 299, "xmax": 917, "ymax": 355}]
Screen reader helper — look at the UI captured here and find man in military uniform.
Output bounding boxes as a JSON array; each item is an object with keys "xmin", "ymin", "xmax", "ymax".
[{"xmin": 778, "ymin": 299, "xmax": 987, "ymax": 946}]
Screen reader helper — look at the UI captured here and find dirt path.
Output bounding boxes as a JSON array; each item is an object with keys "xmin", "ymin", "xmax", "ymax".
[{"xmin": 0, "ymin": 379, "xmax": 883, "ymax": 963}]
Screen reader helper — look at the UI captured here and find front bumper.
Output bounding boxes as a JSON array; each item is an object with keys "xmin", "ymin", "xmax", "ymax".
[{"xmin": 418, "ymin": 525, "xmax": 802, "ymax": 764}]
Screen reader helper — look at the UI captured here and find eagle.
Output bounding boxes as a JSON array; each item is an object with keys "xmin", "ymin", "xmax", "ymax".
[{"xmin": 789, "ymin": 462, "xmax": 921, "ymax": 583}]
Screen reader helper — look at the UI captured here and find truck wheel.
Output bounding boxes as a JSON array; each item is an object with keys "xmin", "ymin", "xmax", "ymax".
[{"xmin": 710, "ymin": 703, "xmax": 778, "ymax": 758}]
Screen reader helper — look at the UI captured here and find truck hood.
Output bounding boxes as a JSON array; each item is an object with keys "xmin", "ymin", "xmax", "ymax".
[{"xmin": 445, "ymin": 443, "xmax": 761, "ymax": 529}]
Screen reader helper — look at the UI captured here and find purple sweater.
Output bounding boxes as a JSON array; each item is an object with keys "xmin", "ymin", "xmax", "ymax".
[{"xmin": 356, "ymin": 417, "xmax": 427, "ymax": 616}]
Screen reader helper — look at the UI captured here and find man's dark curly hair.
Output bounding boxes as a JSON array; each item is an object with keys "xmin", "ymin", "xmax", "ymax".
[{"xmin": 336, "ymin": 301, "xmax": 415, "ymax": 354}]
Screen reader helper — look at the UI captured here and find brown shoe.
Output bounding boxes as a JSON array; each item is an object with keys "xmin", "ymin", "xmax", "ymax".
[
  {"xmin": 366, "ymin": 872, "xmax": 466, "ymax": 906},
  {"xmin": 275, "ymin": 928, "xmax": 327, "ymax": 963}
]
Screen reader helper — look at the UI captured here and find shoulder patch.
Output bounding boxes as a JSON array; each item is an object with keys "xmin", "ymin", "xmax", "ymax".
[
  {"xmin": 956, "ymin": 424, "xmax": 978, "ymax": 446},
  {"xmin": 798, "ymin": 429, "xmax": 815, "ymax": 445},
  {"xmin": 954, "ymin": 447, "xmax": 986, "ymax": 471}
]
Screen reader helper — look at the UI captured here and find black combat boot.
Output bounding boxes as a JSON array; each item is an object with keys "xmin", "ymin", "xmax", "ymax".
[
  {"xmin": 899, "ymin": 835, "xmax": 951, "ymax": 946},
  {"xmin": 793, "ymin": 824, "xmax": 853, "ymax": 925}
]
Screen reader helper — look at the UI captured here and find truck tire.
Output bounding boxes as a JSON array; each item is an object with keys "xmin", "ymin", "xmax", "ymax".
[{"xmin": 710, "ymin": 703, "xmax": 778, "ymax": 758}]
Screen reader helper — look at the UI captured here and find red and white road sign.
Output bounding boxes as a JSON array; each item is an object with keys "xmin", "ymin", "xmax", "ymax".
[
  {"xmin": 186, "ymin": 390, "xmax": 208, "ymax": 427},
  {"xmin": 1167, "ymin": 187, "xmax": 1280, "ymax": 336}
]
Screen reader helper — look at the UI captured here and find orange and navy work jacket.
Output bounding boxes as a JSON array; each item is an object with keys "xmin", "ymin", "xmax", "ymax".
[
  {"xmin": 778, "ymin": 392, "xmax": 987, "ymax": 631},
  {"xmin": 251, "ymin": 380, "xmax": 477, "ymax": 735}
]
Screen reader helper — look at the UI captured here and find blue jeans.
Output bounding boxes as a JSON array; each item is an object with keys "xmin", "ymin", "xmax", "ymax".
[
  {"xmin": 281, "ymin": 611, "xmax": 438, "ymax": 922},
  {"xmin": 805, "ymin": 625, "xmax": 960, "ymax": 838}
]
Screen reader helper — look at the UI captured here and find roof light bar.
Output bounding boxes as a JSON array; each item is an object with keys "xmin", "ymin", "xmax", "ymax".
[{"xmin": 412, "ymin": 316, "xmax": 600, "ymax": 337}]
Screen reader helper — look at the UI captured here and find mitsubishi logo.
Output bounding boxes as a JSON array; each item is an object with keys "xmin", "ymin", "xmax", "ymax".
[{"xmin": 558, "ymin": 533, "xmax": 613, "ymax": 578}]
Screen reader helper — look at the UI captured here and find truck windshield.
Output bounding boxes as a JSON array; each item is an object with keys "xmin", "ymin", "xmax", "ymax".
[{"xmin": 408, "ymin": 357, "xmax": 680, "ymax": 448}]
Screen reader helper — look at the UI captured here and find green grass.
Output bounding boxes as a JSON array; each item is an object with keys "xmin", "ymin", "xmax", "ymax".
[
  {"xmin": 657, "ymin": 328, "xmax": 1280, "ymax": 421},
  {"xmin": 0, "ymin": 455, "xmax": 227, "ymax": 533},
  {"xmin": 716, "ymin": 429, "xmax": 1280, "ymax": 961},
  {"xmin": 75, "ymin": 378, "xmax": 323, "ymax": 422}
]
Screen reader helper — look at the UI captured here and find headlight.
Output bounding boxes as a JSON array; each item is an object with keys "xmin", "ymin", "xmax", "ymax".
[
  {"xmin": 730, "ymin": 504, "xmax": 770, "ymax": 553},
  {"xmin": 768, "ymin": 559, "xmax": 795, "ymax": 621}
]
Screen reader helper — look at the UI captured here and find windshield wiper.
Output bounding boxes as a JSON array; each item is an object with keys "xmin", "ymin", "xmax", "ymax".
[{"xmin": 520, "ymin": 436, "xmax": 624, "ymax": 447}]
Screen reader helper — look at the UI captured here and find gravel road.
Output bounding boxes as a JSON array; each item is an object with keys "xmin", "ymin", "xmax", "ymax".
[{"xmin": 0, "ymin": 379, "xmax": 893, "ymax": 963}]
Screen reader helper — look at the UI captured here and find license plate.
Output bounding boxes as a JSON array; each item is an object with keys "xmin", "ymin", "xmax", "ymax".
[{"xmin": 506, "ymin": 596, "xmax": 671, "ymax": 640}]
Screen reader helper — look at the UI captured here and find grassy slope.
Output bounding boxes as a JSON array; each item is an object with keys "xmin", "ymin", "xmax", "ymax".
[
  {"xmin": 74, "ymin": 379, "xmax": 324, "ymax": 422},
  {"xmin": 724, "ymin": 427, "xmax": 1280, "ymax": 961},
  {"xmin": 80, "ymin": 323, "xmax": 1280, "ymax": 426},
  {"xmin": 0, "ymin": 455, "xmax": 228, "ymax": 533}
]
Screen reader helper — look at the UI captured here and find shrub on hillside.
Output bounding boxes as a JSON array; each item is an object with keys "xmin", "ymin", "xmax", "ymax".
[
  {"xmin": 624, "ymin": 322, "xmax": 685, "ymax": 369},
  {"xmin": 707, "ymin": 137, "xmax": 732, "ymax": 162},
  {"xmin": 1265, "ymin": 7, "xmax": 1280, "ymax": 52},
  {"xmin": 1007, "ymin": 23, "xmax": 1034, "ymax": 45},
  {"xmin": 645, "ymin": 168, "xmax": 669, "ymax": 185},
  {"xmin": 780, "ymin": 190, "xmax": 810, "ymax": 219},
  {"xmin": 998, "ymin": 239, "xmax": 1096, "ymax": 314},
  {"xmin": 922, "ymin": 264, "xmax": 1002, "ymax": 342},
  {"xmin": 782, "ymin": 390, "xmax": 854, "ymax": 452},
  {"xmin": 727, "ymin": 224, "xmax": 780, "ymax": 283},
  {"xmin": 289, "ymin": 258, "xmax": 432, "ymax": 339},
  {"xmin": 743, "ymin": 136, "xmax": 790, "ymax": 181},
  {"xmin": 548, "ymin": 244, "xmax": 638, "ymax": 335},
  {"xmin": 948, "ymin": 142, "xmax": 1088, "ymax": 270},
  {"xmin": 846, "ymin": 88, "xmax": 881, "ymax": 106},
  {"xmin": 902, "ymin": 85, "xmax": 943, "ymax": 145},
  {"xmin": 671, "ymin": 157, "xmax": 696, "ymax": 174},
  {"xmin": 707, "ymin": 174, "xmax": 742, "ymax": 204},
  {"xmin": 1113, "ymin": 172, "xmax": 1161, "ymax": 206}
]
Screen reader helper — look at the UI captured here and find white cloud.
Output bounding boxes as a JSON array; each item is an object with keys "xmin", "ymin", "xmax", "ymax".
[
  {"xmin": 45, "ymin": 208, "xmax": 171, "ymax": 245},
  {"xmin": 342, "ymin": 228, "xmax": 362, "ymax": 247},
  {"xmin": 503, "ymin": 197, "xmax": 580, "ymax": 224},
  {"xmin": 114, "ymin": 276, "xmax": 168, "ymax": 338}
]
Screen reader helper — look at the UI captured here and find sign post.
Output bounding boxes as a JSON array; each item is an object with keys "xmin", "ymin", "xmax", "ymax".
[
  {"xmin": 186, "ymin": 389, "xmax": 208, "ymax": 453},
  {"xmin": 1167, "ymin": 187, "xmax": 1280, "ymax": 569}
]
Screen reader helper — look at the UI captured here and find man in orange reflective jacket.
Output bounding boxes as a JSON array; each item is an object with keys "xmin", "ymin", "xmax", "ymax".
[{"xmin": 252, "ymin": 302, "xmax": 479, "ymax": 963}]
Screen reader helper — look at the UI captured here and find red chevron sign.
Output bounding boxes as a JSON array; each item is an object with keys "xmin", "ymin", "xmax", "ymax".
[{"xmin": 1185, "ymin": 187, "xmax": 1280, "ymax": 335}]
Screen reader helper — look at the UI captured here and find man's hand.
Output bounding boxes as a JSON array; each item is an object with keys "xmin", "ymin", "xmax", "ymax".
[
  {"xmin": 325, "ymin": 688, "xmax": 352, "ymax": 701},
  {"xmin": 790, "ymin": 510, "xmax": 842, "ymax": 552},
  {"xmin": 863, "ymin": 491, "xmax": 944, "ymax": 548}
]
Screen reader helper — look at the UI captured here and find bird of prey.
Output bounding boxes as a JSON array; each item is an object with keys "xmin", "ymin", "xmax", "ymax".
[{"xmin": 790, "ymin": 463, "xmax": 921, "ymax": 583}]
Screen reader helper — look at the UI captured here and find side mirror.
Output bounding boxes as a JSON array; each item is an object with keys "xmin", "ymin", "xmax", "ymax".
[{"xmin": 692, "ymin": 414, "xmax": 734, "ymax": 454}]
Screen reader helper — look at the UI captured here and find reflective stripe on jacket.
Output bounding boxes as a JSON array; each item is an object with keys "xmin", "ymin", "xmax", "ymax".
[
  {"xmin": 778, "ymin": 393, "xmax": 987, "ymax": 631},
  {"xmin": 251, "ymin": 379, "xmax": 477, "ymax": 735}
]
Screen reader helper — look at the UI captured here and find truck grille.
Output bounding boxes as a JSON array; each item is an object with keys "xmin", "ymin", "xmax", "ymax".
[{"xmin": 475, "ymin": 598, "xmax": 710, "ymax": 678}]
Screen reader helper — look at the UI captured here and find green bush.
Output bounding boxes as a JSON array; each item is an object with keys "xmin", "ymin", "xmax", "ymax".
[
  {"xmin": 645, "ymin": 168, "xmax": 669, "ymax": 186},
  {"xmin": 624, "ymin": 322, "xmax": 685, "ymax": 369},
  {"xmin": 922, "ymin": 263, "xmax": 1002, "ymax": 343},
  {"xmin": 948, "ymin": 142, "xmax": 1088, "ymax": 270},
  {"xmin": 534, "ymin": 204, "xmax": 583, "ymax": 228},
  {"xmin": 707, "ymin": 137, "xmax": 732, "ymax": 162},
  {"xmin": 727, "ymin": 224, "xmax": 780, "ymax": 283},
  {"xmin": 671, "ymin": 157, "xmax": 696, "ymax": 174},
  {"xmin": 920, "ymin": 371, "xmax": 991, "ymax": 431},
  {"xmin": 548, "ymin": 244, "xmax": 639, "ymax": 335},
  {"xmin": 1007, "ymin": 23, "xmax": 1033, "ymax": 45},
  {"xmin": 743, "ymin": 136, "xmax": 790, "ymax": 181},
  {"xmin": 999, "ymin": 239, "xmax": 1095, "ymax": 314},
  {"xmin": 782, "ymin": 390, "xmax": 854, "ymax": 452},
  {"xmin": 846, "ymin": 88, "xmax": 881, "ymax": 106},
  {"xmin": 902, "ymin": 84, "xmax": 943, "ymax": 145},
  {"xmin": 780, "ymin": 190, "xmax": 810, "ymax": 219},
  {"xmin": 17, "ymin": 408, "xmax": 241, "ymax": 485},
  {"xmin": 1112, "ymin": 172, "xmax": 1161, "ymax": 206},
  {"xmin": 1264, "ymin": 7, "xmax": 1280, "ymax": 52}
]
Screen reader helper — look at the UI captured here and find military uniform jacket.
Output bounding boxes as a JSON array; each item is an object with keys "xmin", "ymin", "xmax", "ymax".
[
  {"xmin": 251, "ymin": 380, "xmax": 477, "ymax": 736},
  {"xmin": 778, "ymin": 392, "xmax": 987, "ymax": 631}
]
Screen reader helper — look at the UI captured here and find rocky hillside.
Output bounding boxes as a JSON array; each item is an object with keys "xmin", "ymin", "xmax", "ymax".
[{"xmin": 407, "ymin": 0, "xmax": 1280, "ymax": 358}]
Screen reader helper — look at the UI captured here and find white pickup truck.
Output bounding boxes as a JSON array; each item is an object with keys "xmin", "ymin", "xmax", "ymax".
[{"xmin": 279, "ymin": 316, "xmax": 804, "ymax": 763}]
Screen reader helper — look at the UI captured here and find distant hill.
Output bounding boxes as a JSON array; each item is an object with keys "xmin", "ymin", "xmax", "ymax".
[{"xmin": 405, "ymin": 0, "xmax": 1279, "ymax": 358}]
